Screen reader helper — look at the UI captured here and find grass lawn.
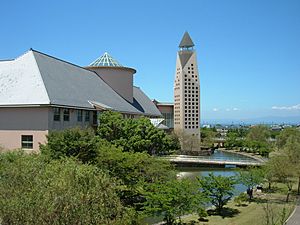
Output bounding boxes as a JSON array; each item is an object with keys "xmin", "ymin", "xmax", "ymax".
[{"xmin": 181, "ymin": 186, "xmax": 297, "ymax": 225}]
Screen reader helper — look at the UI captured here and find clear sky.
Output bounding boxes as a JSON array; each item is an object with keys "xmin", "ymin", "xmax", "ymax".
[{"xmin": 1, "ymin": 0, "xmax": 299, "ymax": 122}]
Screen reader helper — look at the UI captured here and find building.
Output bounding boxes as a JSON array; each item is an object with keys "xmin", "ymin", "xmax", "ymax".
[
  {"xmin": 152, "ymin": 100, "xmax": 174, "ymax": 129},
  {"xmin": 174, "ymin": 32, "xmax": 201, "ymax": 139},
  {"xmin": 0, "ymin": 49, "xmax": 161, "ymax": 151}
]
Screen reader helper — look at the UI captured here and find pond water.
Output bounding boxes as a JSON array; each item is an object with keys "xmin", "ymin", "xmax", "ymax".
[
  {"xmin": 145, "ymin": 150, "xmax": 254, "ymax": 224},
  {"xmin": 176, "ymin": 149, "xmax": 259, "ymax": 163},
  {"xmin": 178, "ymin": 167, "xmax": 247, "ymax": 195}
]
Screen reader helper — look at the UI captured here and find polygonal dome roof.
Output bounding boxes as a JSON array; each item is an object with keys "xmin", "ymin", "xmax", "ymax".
[{"xmin": 89, "ymin": 52, "xmax": 123, "ymax": 67}]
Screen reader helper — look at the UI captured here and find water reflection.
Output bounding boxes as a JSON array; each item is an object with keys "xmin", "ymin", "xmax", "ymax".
[{"xmin": 178, "ymin": 167, "xmax": 247, "ymax": 195}]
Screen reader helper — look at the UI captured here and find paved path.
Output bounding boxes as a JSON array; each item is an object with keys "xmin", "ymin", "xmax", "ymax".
[{"xmin": 286, "ymin": 198, "xmax": 300, "ymax": 225}]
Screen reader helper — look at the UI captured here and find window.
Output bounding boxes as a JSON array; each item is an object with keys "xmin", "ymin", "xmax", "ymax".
[
  {"xmin": 77, "ymin": 110, "xmax": 83, "ymax": 122},
  {"xmin": 21, "ymin": 135, "xmax": 33, "ymax": 149},
  {"xmin": 53, "ymin": 107, "xmax": 60, "ymax": 121},
  {"xmin": 63, "ymin": 109, "xmax": 70, "ymax": 121}
]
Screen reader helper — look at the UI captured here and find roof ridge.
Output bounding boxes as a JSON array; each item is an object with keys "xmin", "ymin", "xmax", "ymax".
[{"xmin": 30, "ymin": 50, "xmax": 51, "ymax": 104}]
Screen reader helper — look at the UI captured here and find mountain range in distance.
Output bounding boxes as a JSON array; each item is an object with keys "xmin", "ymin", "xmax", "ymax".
[{"xmin": 201, "ymin": 115, "xmax": 300, "ymax": 125}]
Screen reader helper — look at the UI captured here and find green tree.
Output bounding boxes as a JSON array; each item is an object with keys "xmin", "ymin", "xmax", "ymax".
[
  {"xmin": 40, "ymin": 127, "xmax": 99, "ymax": 163},
  {"xmin": 246, "ymin": 125, "xmax": 271, "ymax": 156},
  {"xmin": 198, "ymin": 173, "xmax": 236, "ymax": 213},
  {"xmin": 267, "ymin": 155, "xmax": 294, "ymax": 202},
  {"xmin": 201, "ymin": 127, "xmax": 217, "ymax": 148},
  {"xmin": 276, "ymin": 127, "xmax": 300, "ymax": 149},
  {"xmin": 97, "ymin": 111, "xmax": 180, "ymax": 155},
  {"xmin": 238, "ymin": 167, "xmax": 264, "ymax": 200},
  {"xmin": 0, "ymin": 152, "xmax": 129, "ymax": 225},
  {"xmin": 94, "ymin": 141, "xmax": 176, "ymax": 208},
  {"xmin": 143, "ymin": 179, "xmax": 205, "ymax": 225}
]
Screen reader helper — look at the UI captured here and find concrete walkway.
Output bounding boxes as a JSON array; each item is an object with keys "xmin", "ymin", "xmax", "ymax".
[{"xmin": 286, "ymin": 198, "xmax": 300, "ymax": 225}]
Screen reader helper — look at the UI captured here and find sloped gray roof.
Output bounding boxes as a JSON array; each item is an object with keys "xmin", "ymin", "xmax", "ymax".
[
  {"xmin": 179, "ymin": 32, "xmax": 194, "ymax": 48},
  {"xmin": 0, "ymin": 50, "xmax": 162, "ymax": 117},
  {"xmin": 32, "ymin": 50, "xmax": 142, "ymax": 114},
  {"xmin": 133, "ymin": 86, "xmax": 162, "ymax": 117}
]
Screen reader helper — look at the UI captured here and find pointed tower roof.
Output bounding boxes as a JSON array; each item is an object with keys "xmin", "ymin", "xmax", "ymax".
[
  {"xmin": 89, "ymin": 52, "xmax": 123, "ymax": 67},
  {"xmin": 179, "ymin": 31, "xmax": 194, "ymax": 48}
]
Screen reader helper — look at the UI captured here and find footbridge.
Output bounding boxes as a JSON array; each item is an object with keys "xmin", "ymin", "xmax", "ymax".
[{"xmin": 164, "ymin": 155, "xmax": 264, "ymax": 168}]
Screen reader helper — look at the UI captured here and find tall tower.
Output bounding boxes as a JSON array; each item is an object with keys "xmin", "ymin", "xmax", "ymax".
[{"xmin": 174, "ymin": 32, "xmax": 201, "ymax": 147}]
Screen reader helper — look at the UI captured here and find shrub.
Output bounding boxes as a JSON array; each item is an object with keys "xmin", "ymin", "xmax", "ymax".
[{"xmin": 0, "ymin": 152, "xmax": 129, "ymax": 225}]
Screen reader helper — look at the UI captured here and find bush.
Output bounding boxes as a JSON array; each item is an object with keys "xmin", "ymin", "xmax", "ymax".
[
  {"xmin": 0, "ymin": 152, "xmax": 129, "ymax": 225},
  {"xmin": 234, "ymin": 192, "xmax": 249, "ymax": 206},
  {"xmin": 40, "ymin": 127, "xmax": 99, "ymax": 163}
]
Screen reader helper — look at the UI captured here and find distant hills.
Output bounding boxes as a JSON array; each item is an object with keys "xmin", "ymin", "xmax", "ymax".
[{"xmin": 202, "ymin": 115, "xmax": 300, "ymax": 125}]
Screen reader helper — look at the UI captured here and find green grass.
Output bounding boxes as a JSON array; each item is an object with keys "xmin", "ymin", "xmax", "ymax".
[{"xmin": 181, "ymin": 185, "xmax": 297, "ymax": 225}]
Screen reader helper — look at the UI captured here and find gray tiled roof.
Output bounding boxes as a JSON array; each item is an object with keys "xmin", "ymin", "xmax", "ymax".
[
  {"xmin": 0, "ymin": 50, "xmax": 161, "ymax": 117},
  {"xmin": 133, "ymin": 86, "xmax": 162, "ymax": 117}
]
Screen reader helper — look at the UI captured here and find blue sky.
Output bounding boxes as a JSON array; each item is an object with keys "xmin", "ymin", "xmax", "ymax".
[{"xmin": 1, "ymin": 0, "xmax": 299, "ymax": 122}]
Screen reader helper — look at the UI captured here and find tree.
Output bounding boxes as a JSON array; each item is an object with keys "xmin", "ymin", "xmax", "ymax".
[
  {"xmin": 276, "ymin": 127, "xmax": 300, "ymax": 149},
  {"xmin": 267, "ymin": 155, "xmax": 294, "ymax": 202},
  {"xmin": 40, "ymin": 127, "xmax": 99, "ymax": 163},
  {"xmin": 201, "ymin": 127, "xmax": 217, "ymax": 148},
  {"xmin": 238, "ymin": 167, "xmax": 264, "ymax": 200},
  {"xmin": 95, "ymin": 142, "xmax": 176, "ymax": 208},
  {"xmin": 143, "ymin": 179, "xmax": 205, "ymax": 225},
  {"xmin": 0, "ymin": 152, "xmax": 129, "ymax": 225},
  {"xmin": 246, "ymin": 125, "xmax": 271, "ymax": 156},
  {"xmin": 97, "ymin": 111, "xmax": 180, "ymax": 155},
  {"xmin": 40, "ymin": 128, "xmax": 176, "ymax": 209},
  {"xmin": 198, "ymin": 173, "xmax": 236, "ymax": 213}
]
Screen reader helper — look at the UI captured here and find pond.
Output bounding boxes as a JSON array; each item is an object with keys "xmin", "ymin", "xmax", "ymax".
[{"xmin": 145, "ymin": 150, "xmax": 254, "ymax": 224}]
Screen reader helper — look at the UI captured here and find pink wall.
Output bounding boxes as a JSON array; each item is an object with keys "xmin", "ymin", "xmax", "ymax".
[
  {"xmin": 87, "ymin": 67, "xmax": 135, "ymax": 103},
  {"xmin": 0, "ymin": 107, "xmax": 49, "ymax": 151},
  {"xmin": 0, "ymin": 130, "xmax": 48, "ymax": 152}
]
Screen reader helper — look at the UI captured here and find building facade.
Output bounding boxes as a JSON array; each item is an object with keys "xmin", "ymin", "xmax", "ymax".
[
  {"xmin": 152, "ymin": 100, "xmax": 174, "ymax": 129},
  {"xmin": 174, "ymin": 32, "xmax": 201, "ymax": 139},
  {"xmin": 0, "ymin": 50, "xmax": 161, "ymax": 151}
]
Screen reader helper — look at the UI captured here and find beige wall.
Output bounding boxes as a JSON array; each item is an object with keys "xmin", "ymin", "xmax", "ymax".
[
  {"xmin": 0, "ymin": 130, "xmax": 48, "ymax": 152},
  {"xmin": 87, "ymin": 67, "xmax": 135, "ymax": 103},
  {"xmin": 0, "ymin": 107, "xmax": 49, "ymax": 151}
]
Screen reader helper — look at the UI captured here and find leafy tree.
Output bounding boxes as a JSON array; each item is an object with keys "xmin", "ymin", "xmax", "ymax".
[
  {"xmin": 201, "ymin": 127, "xmax": 217, "ymax": 148},
  {"xmin": 246, "ymin": 125, "xmax": 271, "ymax": 156},
  {"xmin": 40, "ymin": 128, "xmax": 176, "ymax": 209},
  {"xmin": 40, "ymin": 127, "xmax": 99, "ymax": 163},
  {"xmin": 276, "ymin": 127, "xmax": 300, "ymax": 149},
  {"xmin": 238, "ymin": 167, "xmax": 264, "ymax": 200},
  {"xmin": 198, "ymin": 173, "xmax": 236, "ymax": 213},
  {"xmin": 142, "ymin": 179, "xmax": 205, "ymax": 225},
  {"xmin": 94, "ymin": 142, "xmax": 176, "ymax": 208},
  {"xmin": 267, "ymin": 155, "xmax": 294, "ymax": 202},
  {"xmin": 0, "ymin": 152, "xmax": 129, "ymax": 225},
  {"xmin": 97, "ymin": 111, "xmax": 180, "ymax": 155}
]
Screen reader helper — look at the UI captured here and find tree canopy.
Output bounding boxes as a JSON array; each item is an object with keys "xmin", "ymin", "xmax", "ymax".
[
  {"xmin": 0, "ymin": 152, "xmax": 128, "ymax": 225},
  {"xmin": 97, "ymin": 111, "xmax": 180, "ymax": 155},
  {"xmin": 198, "ymin": 173, "xmax": 236, "ymax": 212}
]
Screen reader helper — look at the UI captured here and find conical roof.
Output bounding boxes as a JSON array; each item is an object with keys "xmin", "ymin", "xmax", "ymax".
[
  {"xmin": 179, "ymin": 31, "xmax": 194, "ymax": 48},
  {"xmin": 89, "ymin": 52, "xmax": 123, "ymax": 67}
]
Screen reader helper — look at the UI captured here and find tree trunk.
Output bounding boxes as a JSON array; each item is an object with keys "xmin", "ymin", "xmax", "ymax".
[
  {"xmin": 297, "ymin": 176, "xmax": 300, "ymax": 195},
  {"xmin": 286, "ymin": 190, "xmax": 291, "ymax": 203}
]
